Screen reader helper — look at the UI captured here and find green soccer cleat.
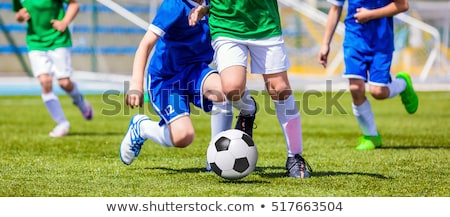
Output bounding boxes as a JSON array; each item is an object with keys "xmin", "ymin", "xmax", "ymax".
[
  {"xmin": 396, "ymin": 72, "xmax": 419, "ymax": 114},
  {"xmin": 355, "ymin": 135, "xmax": 382, "ymax": 150}
]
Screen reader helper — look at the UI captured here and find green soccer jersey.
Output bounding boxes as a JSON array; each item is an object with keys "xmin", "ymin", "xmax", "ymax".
[
  {"xmin": 208, "ymin": 0, "xmax": 283, "ymax": 40},
  {"xmin": 12, "ymin": 0, "xmax": 72, "ymax": 51}
]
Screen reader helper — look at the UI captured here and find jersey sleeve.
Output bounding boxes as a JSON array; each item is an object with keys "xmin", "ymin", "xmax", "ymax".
[{"xmin": 150, "ymin": 0, "xmax": 184, "ymax": 37}]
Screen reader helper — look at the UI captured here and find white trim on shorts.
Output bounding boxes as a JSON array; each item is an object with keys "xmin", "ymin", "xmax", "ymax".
[
  {"xmin": 342, "ymin": 74, "xmax": 389, "ymax": 87},
  {"xmin": 28, "ymin": 47, "xmax": 73, "ymax": 79},
  {"xmin": 211, "ymin": 36, "xmax": 290, "ymax": 74}
]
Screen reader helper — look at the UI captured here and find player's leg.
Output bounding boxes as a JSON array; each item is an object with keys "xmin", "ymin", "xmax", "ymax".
[
  {"xmin": 262, "ymin": 72, "xmax": 310, "ymax": 178},
  {"xmin": 368, "ymin": 51, "xmax": 405, "ymax": 101},
  {"xmin": 167, "ymin": 116, "xmax": 195, "ymax": 148},
  {"xmin": 119, "ymin": 113, "xmax": 178, "ymax": 165},
  {"xmin": 395, "ymin": 72, "xmax": 418, "ymax": 114},
  {"xmin": 349, "ymin": 79, "xmax": 381, "ymax": 150},
  {"xmin": 343, "ymin": 47, "xmax": 381, "ymax": 150},
  {"xmin": 251, "ymin": 36, "xmax": 311, "ymax": 178},
  {"xmin": 202, "ymin": 71, "xmax": 233, "ymax": 139},
  {"xmin": 198, "ymin": 68, "xmax": 233, "ymax": 171},
  {"xmin": 29, "ymin": 50, "xmax": 70, "ymax": 137},
  {"xmin": 51, "ymin": 48, "xmax": 93, "ymax": 120},
  {"xmin": 120, "ymin": 78, "xmax": 186, "ymax": 165},
  {"xmin": 212, "ymin": 37, "xmax": 257, "ymax": 137}
]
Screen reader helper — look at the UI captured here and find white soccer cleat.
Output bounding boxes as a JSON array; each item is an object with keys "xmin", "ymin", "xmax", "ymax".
[
  {"xmin": 120, "ymin": 114, "xmax": 149, "ymax": 165},
  {"xmin": 49, "ymin": 121, "xmax": 70, "ymax": 138}
]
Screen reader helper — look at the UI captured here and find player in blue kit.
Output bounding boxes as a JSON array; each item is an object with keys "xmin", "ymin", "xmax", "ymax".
[
  {"xmin": 318, "ymin": 0, "xmax": 418, "ymax": 150},
  {"xmin": 119, "ymin": 0, "xmax": 234, "ymax": 165}
]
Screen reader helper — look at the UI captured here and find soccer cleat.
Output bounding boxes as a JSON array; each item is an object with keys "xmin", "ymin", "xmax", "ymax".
[
  {"xmin": 286, "ymin": 154, "xmax": 312, "ymax": 178},
  {"xmin": 355, "ymin": 135, "xmax": 382, "ymax": 150},
  {"xmin": 82, "ymin": 100, "xmax": 93, "ymax": 120},
  {"xmin": 49, "ymin": 121, "xmax": 70, "ymax": 138},
  {"xmin": 235, "ymin": 97, "xmax": 257, "ymax": 137},
  {"xmin": 396, "ymin": 72, "xmax": 418, "ymax": 114},
  {"xmin": 120, "ymin": 114, "xmax": 149, "ymax": 165}
]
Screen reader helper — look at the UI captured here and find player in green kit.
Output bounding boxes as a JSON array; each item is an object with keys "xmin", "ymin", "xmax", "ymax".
[
  {"xmin": 13, "ymin": 0, "xmax": 92, "ymax": 137},
  {"xmin": 190, "ymin": 0, "xmax": 312, "ymax": 178}
]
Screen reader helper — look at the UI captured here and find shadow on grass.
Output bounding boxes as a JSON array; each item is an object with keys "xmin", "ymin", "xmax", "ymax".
[
  {"xmin": 380, "ymin": 146, "xmax": 450, "ymax": 150},
  {"xmin": 142, "ymin": 166, "xmax": 390, "ymax": 180},
  {"xmin": 66, "ymin": 131, "xmax": 124, "ymax": 136},
  {"xmin": 311, "ymin": 171, "xmax": 390, "ymax": 179},
  {"xmin": 253, "ymin": 166, "xmax": 389, "ymax": 179},
  {"xmin": 143, "ymin": 166, "xmax": 269, "ymax": 184}
]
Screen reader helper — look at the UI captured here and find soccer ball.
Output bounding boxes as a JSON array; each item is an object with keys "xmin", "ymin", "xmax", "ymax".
[{"xmin": 207, "ymin": 129, "xmax": 258, "ymax": 180}]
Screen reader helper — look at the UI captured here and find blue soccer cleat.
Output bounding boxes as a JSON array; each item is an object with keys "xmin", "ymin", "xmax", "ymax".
[{"xmin": 120, "ymin": 114, "xmax": 149, "ymax": 165}]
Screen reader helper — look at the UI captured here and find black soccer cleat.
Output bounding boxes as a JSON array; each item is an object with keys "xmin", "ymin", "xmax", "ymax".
[
  {"xmin": 286, "ymin": 154, "xmax": 312, "ymax": 178},
  {"xmin": 234, "ymin": 97, "xmax": 257, "ymax": 137}
]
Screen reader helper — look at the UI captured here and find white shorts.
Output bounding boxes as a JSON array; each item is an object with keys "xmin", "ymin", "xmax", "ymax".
[
  {"xmin": 211, "ymin": 36, "xmax": 290, "ymax": 74},
  {"xmin": 28, "ymin": 47, "xmax": 72, "ymax": 78}
]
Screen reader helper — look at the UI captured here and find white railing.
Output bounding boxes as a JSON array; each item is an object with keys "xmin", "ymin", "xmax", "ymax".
[
  {"xmin": 278, "ymin": 0, "xmax": 345, "ymax": 76},
  {"xmin": 278, "ymin": 0, "xmax": 442, "ymax": 81},
  {"xmin": 96, "ymin": 0, "xmax": 149, "ymax": 30},
  {"xmin": 394, "ymin": 13, "xmax": 441, "ymax": 81}
]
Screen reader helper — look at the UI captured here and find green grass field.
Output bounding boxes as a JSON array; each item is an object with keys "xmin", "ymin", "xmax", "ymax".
[{"xmin": 0, "ymin": 91, "xmax": 449, "ymax": 197}]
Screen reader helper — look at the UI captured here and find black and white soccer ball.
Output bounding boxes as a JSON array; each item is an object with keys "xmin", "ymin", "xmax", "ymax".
[{"xmin": 207, "ymin": 129, "xmax": 258, "ymax": 180}]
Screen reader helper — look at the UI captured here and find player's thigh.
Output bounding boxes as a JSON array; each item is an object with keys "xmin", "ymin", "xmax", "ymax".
[
  {"xmin": 48, "ymin": 48, "xmax": 72, "ymax": 79},
  {"xmin": 247, "ymin": 36, "xmax": 290, "ymax": 74},
  {"xmin": 184, "ymin": 63, "xmax": 219, "ymax": 112},
  {"xmin": 202, "ymin": 72, "xmax": 226, "ymax": 102},
  {"xmin": 368, "ymin": 52, "xmax": 392, "ymax": 86},
  {"xmin": 220, "ymin": 65, "xmax": 247, "ymax": 98},
  {"xmin": 212, "ymin": 37, "xmax": 249, "ymax": 74},
  {"xmin": 343, "ymin": 47, "xmax": 368, "ymax": 81},
  {"xmin": 28, "ymin": 50, "xmax": 52, "ymax": 77},
  {"xmin": 149, "ymin": 78, "xmax": 190, "ymax": 124}
]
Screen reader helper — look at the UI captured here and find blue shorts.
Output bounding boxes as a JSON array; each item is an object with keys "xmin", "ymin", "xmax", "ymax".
[
  {"xmin": 343, "ymin": 46, "xmax": 393, "ymax": 86},
  {"xmin": 148, "ymin": 62, "xmax": 216, "ymax": 125}
]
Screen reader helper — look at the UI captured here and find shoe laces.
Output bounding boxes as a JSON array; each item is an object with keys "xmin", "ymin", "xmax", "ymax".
[
  {"xmin": 129, "ymin": 117, "xmax": 147, "ymax": 156},
  {"xmin": 288, "ymin": 154, "xmax": 313, "ymax": 173}
]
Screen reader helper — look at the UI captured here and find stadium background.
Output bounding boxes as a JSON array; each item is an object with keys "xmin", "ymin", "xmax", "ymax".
[{"xmin": 0, "ymin": 0, "xmax": 449, "ymax": 93}]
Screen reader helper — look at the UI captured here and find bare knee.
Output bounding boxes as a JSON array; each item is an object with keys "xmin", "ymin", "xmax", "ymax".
[
  {"xmin": 224, "ymin": 88, "xmax": 244, "ymax": 101},
  {"xmin": 38, "ymin": 74, "xmax": 53, "ymax": 93},
  {"xmin": 169, "ymin": 116, "xmax": 195, "ymax": 148},
  {"xmin": 349, "ymin": 83, "xmax": 364, "ymax": 93},
  {"xmin": 369, "ymin": 86, "xmax": 389, "ymax": 100},
  {"xmin": 263, "ymin": 73, "xmax": 292, "ymax": 100},
  {"xmin": 172, "ymin": 130, "xmax": 195, "ymax": 148},
  {"xmin": 349, "ymin": 80, "xmax": 367, "ymax": 105},
  {"xmin": 57, "ymin": 78, "xmax": 73, "ymax": 91},
  {"xmin": 266, "ymin": 80, "xmax": 292, "ymax": 100}
]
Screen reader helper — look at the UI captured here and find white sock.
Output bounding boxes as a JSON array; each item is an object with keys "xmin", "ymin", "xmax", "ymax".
[
  {"xmin": 231, "ymin": 88, "xmax": 256, "ymax": 115},
  {"xmin": 274, "ymin": 95, "xmax": 303, "ymax": 157},
  {"xmin": 140, "ymin": 119, "xmax": 174, "ymax": 147},
  {"xmin": 387, "ymin": 78, "xmax": 406, "ymax": 98},
  {"xmin": 211, "ymin": 101, "xmax": 233, "ymax": 138},
  {"xmin": 352, "ymin": 100, "xmax": 378, "ymax": 136},
  {"xmin": 42, "ymin": 92, "xmax": 67, "ymax": 124},
  {"xmin": 68, "ymin": 82, "xmax": 87, "ymax": 113}
]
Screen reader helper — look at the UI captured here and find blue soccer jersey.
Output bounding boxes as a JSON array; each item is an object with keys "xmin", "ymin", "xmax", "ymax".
[
  {"xmin": 146, "ymin": 0, "xmax": 216, "ymax": 124},
  {"xmin": 328, "ymin": 0, "xmax": 395, "ymax": 53},
  {"xmin": 148, "ymin": 0, "xmax": 214, "ymax": 77}
]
